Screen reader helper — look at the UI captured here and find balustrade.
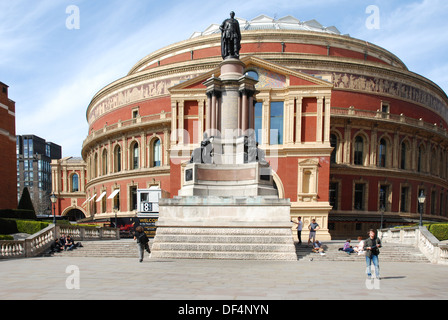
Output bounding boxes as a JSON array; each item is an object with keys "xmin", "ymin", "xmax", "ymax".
[
  {"xmin": 0, "ymin": 224, "xmax": 119, "ymax": 259},
  {"xmin": 379, "ymin": 226, "xmax": 448, "ymax": 265}
]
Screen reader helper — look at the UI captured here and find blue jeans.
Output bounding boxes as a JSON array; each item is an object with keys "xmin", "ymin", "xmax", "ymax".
[{"xmin": 365, "ymin": 254, "xmax": 380, "ymax": 277}]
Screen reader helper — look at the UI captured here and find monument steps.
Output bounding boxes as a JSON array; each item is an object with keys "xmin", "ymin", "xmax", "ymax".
[
  {"xmin": 295, "ymin": 241, "xmax": 430, "ymax": 263},
  {"xmin": 43, "ymin": 239, "xmax": 429, "ymax": 262}
]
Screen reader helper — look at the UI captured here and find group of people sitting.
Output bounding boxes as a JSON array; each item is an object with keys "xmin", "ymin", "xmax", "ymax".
[
  {"xmin": 339, "ymin": 236, "xmax": 365, "ymax": 255},
  {"xmin": 50, "ymin": 234, "xmax": 83, "ymax": 253},
  {"xmin": 310, "ymin": 236, "xmax": 366, "ymax": 256}
]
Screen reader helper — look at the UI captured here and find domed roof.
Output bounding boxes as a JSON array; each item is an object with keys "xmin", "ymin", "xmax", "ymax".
[{"xmin": 189, "ymin": 14, "xmax": 347, "ymax": 39}]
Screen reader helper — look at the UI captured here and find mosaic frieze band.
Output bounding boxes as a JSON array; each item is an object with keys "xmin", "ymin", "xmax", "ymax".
[{"xmin": 332, "ymin": 72, "xmax": 448, "ymax": 122}]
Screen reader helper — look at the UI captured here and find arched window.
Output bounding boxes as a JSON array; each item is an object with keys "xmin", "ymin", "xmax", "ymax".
[
  {"xmin": 131, "ymin": 142, "xmax": 139, "ymax": 170},
  {"xmin": 378, "ymin": 139, "xmax": 387, "ymax": 168},
  {"xmin": 354, "ymin": 136, "xmax": 364, "ymax": 165},
  {"xmin": 102, "ymin": 149, "xmax": 108, "ymax": 176},
  {"xmin": 400, "ymin": 141, "xmax": 407, "ymax": 170},
  {"xmin": 71, "ymin": 174, "xmax": 79, "ymax": 192},
  {"xmin": 245, "ymin": 70, "xmax": 259, "ymax": 81},
  {"xmin": 94, "ymin": 153, "xmax": 98, "ymax": 178},
  {"xmin": 153, "ymin": 139, "xmax": 161, "ymax": 167},
  {"xmin": 417, "ymin": 145, "xmax": 424, "ymax": 172},
  {"xmin": 114, "ymin": 145, "xmax": 121, "ymax": 173}
]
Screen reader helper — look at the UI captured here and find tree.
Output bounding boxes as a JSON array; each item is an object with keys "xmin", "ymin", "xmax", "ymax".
[{"xmin": 18, "ymin": 187, "xmax": 36, "ymax": 214}]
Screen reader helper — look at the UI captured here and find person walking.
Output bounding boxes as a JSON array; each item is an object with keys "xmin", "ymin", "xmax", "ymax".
[
  {"xmin": 364, "ymin": 229, "xmax": 382, "ymax": 279},
  {"xmin": 134, "ymin": 226, "xmax": 151, "ymax": 262}
]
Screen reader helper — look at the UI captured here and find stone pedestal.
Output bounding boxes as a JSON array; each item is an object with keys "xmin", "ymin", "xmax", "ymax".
[{"xmin": 151, "ymin": 196, "xmax": 297, "ymax": 260}]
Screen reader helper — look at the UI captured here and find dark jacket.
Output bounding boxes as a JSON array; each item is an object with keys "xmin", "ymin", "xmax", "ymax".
[
  {"xmin": 135, "ymin": 231, "xmax": 149, "ymax": 244},
  {"xmin": 365, "ymin": 237, "xmax": 382, "ymax": 257}
]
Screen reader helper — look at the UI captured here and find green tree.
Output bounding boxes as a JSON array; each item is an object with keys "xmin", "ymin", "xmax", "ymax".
[{"xmin": 18, "ymin": 187, "xmax": 36, "ymax": 215}]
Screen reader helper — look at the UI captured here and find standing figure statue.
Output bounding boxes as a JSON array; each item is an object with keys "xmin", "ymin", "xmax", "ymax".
[{"xmin": 220, "ymin": 11, "xmax": 241, "ymax": 60}]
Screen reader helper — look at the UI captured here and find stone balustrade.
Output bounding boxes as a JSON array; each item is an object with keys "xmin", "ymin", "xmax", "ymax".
[
  {"xmin": 0, "ymin": 224, "xmax": 120, "ymax": 259},
  {"xmin": 378, "ymin": 226, "xmax": 448, "ymax": 265}
]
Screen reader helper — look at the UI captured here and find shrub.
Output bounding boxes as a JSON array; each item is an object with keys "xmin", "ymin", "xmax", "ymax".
[
  {"xmin": 428, "ymin": 224, "xmax": 448, "ymax": 241},
  {"xmin": 0, "ymin": 209, "xmax": 37, "ymax": 220},
  {"xmin": 0, "ymin": 218, "xmax": 19, "ymax": 234},
  {"xmin": 0, "ymin": 235, "xmax": 14, "ymax": 240},
  {"xmin": 15, "ymin": 220, "xmax": 50, "ymax": 235}
]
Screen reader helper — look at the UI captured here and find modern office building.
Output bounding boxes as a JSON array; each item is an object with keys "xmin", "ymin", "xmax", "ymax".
[
  {"xmin": 52, "ymin": 15, "xmax": 448, "ymax": 239},
  {"xmin": 0, "ymin": 81, "xmax": 17, "ymax": 210},
  {"xmin": 16, "ymin": 135, "xmax": 61, "ymax": 214}
]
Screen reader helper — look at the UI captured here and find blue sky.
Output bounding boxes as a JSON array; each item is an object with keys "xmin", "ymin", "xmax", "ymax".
[{"xmin": 1, "ymin": 0, "xmax": 447, "ymax": 157}]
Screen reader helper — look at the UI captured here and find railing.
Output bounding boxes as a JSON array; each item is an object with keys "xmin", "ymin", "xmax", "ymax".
[
  {"xmin": 83, "ymin": 111, "xmax": 171, "ymax": 148},
  {"xmin": 331, "ymin": 106, "xmax": 448, "ymax": 139},
  {"xmin": 378, "ymin": 226, "xmax": 448, "ymax": 265},
  {"xmin": 0, "ymin": 224, "xmax": 120, "ymax": 259}
]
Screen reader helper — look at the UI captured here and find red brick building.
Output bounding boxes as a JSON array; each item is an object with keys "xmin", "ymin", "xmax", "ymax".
[
  {"xmin": 0, "ymin": 81, "xmax": 17, "ymax": 210},
  {"xmin": 52, "ymin": 15, "xmax": 448, "ymax": 238}
]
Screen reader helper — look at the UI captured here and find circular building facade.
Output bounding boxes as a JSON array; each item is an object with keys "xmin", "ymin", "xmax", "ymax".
[{"xmin": 71, "ymin": 15, "xmax": 448, "ymax": 239}]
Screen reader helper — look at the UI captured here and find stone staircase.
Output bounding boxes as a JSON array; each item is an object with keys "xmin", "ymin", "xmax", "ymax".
[
  {"xmin": 45, "ymin": 239, "xmax": 139, "ymax": 258},
  {"xmin": 296, "ymin": 240, "xmax": 429, "ymax": 263},
  {"xmin": 150, "ymin": 227, "xmax": 297, "ymax": 260},
  {"xmin": 45, "ymin": 238, "xmax": 430, "ymax": 263}
]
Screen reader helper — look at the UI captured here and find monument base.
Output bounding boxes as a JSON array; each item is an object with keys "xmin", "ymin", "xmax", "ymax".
[{"xmin": 150, "ymin": 196, "xmax": 297, "ymax": 260}]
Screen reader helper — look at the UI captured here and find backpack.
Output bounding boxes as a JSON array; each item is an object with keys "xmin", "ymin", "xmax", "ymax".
[{"xmin": 138, "ymin": 232, "xmax": 149, "ymax": 244}]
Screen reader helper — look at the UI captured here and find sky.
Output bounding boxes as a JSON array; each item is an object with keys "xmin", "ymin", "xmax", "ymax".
[{"xmin": 1, "ymin": 0, "xmax": 447, "ymax": 158}]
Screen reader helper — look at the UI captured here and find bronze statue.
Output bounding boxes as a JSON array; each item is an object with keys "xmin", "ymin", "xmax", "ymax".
[{"xmin": 220, "ymin": 11, "xmax": 241, "ymax": 60}]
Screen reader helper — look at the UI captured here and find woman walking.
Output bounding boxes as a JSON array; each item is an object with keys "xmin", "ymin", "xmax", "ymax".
[
  {"xmin": 134, "ymin": 226, "xmax": 151, "ymax": 262},
  {"xmin": 364, "ymin": 229, "xmax": 382, "ymax": 279}
]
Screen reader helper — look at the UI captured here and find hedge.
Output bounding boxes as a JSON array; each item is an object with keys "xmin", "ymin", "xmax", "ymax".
[
  {"xmin": 0, "ymin": 219, "xmax": 50, "ymax": 236},
  {"xmin": 0, "ymin": 209, "xmax": 37, "ymax": 220},
  {"xmin": 0, "ymin": 235, "xmax": 14, "ymax": 240},
  {"xmin": 427, "ymin": 224, "xmax": 448, "ymax": 241}
]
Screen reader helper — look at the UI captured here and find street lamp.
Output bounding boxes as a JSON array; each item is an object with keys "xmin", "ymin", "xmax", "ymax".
[
  {"xmin": 50, "ymin": 193, "xmax": 57, "ymax": 225},
  {"xmin": 113, "ymin": 206, "xmax": 118, "ymax": 229},
  {"xmin": 417, "ymin": 190, "xmax": 426, "ymax": 227}
]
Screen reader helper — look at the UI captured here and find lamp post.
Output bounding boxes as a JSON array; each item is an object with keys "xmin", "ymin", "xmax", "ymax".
[
  {"xmin": 113, "ymin": 206, "xmax": 118, "ymax": 229},
  {"xmin": 380, "ymin": 205, "xmax": 385, "ymax": 229},
  {"xmin": 50, "ymin": 193, "xmax": 57, "ymax": 225},
  {"xmin": 418, "ymin": 190, "xmax": 426, "ymax": 227}
]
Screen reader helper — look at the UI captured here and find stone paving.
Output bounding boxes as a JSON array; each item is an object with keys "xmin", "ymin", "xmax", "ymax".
[{"xmin": 0, "ymin": 255, "xmax": 447, "ymax": 301}]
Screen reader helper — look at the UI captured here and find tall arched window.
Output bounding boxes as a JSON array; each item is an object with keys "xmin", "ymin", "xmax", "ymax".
[
  {"xmin": 400, "ymin": 141, "xmax": 407, "ymax": 170},
  {"xmin": 94, "ymin": 153, "xmax": 98, "ymax": 178},
  {"xmin": 71, "ymin": 173, "xmax": 79, "ymax": 192},
  {"xmin": 378, "ymin": 139, "xmax": 387, "ymax": 168},
  {"xmin": 354, "ymin": 136, "xmax": 364, "ymax": 165},
  {"xmin": 114, "ymin": 145, "xmax": 121, "ymax": 172},
  {"xmin": 153, "ymin": 139, "xmax": 161, "ymax": 167},
  {"xmin": 102, "ymin": 149, "xmax": 108, "ymax": 176},
  {"xmin": 417, "ymin": 145, "xmax": 424, "ymax": 172},
  {"xmin": 131, "ymin": 142, "xmax": 139, "ymax": 170}
]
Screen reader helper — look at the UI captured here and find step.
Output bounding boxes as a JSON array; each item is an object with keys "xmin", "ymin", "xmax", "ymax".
[{"xmin": 153, "ymin": 234, "xmax": 294, "ymax": 244}]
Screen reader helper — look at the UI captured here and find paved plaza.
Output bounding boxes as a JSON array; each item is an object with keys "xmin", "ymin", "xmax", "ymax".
[{"xmin": 0, "ymin": 256, "xmax": 447, "ymax": 301}]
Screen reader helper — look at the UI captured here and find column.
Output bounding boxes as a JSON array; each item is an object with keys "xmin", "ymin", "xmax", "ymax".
[
  {"xmin": 241, "ymin": 90, "xmax": 249, "ymax": 132},
  {"xmin": 324, "ymin": 96, "xmax": 331, "ymax": 143},
  {"xmin": 295, "ymin": 96, "xmax": 303, "ymax": 144},
  {"xmin": 171, "ymin": 101, "xmax": 178, "ymax": 144},
  {"xmin": 316, "ymin": 97, "xmax": 323, "ymax": 143},
  {"xmin": 206, "ymin": 93, "xmax": 211, "ymax": 132}
]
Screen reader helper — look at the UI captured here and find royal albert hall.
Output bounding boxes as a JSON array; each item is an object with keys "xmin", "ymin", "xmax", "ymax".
[{"xmin": 52, "ymin": 15, "xmax": 448, "ymax": 239}]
